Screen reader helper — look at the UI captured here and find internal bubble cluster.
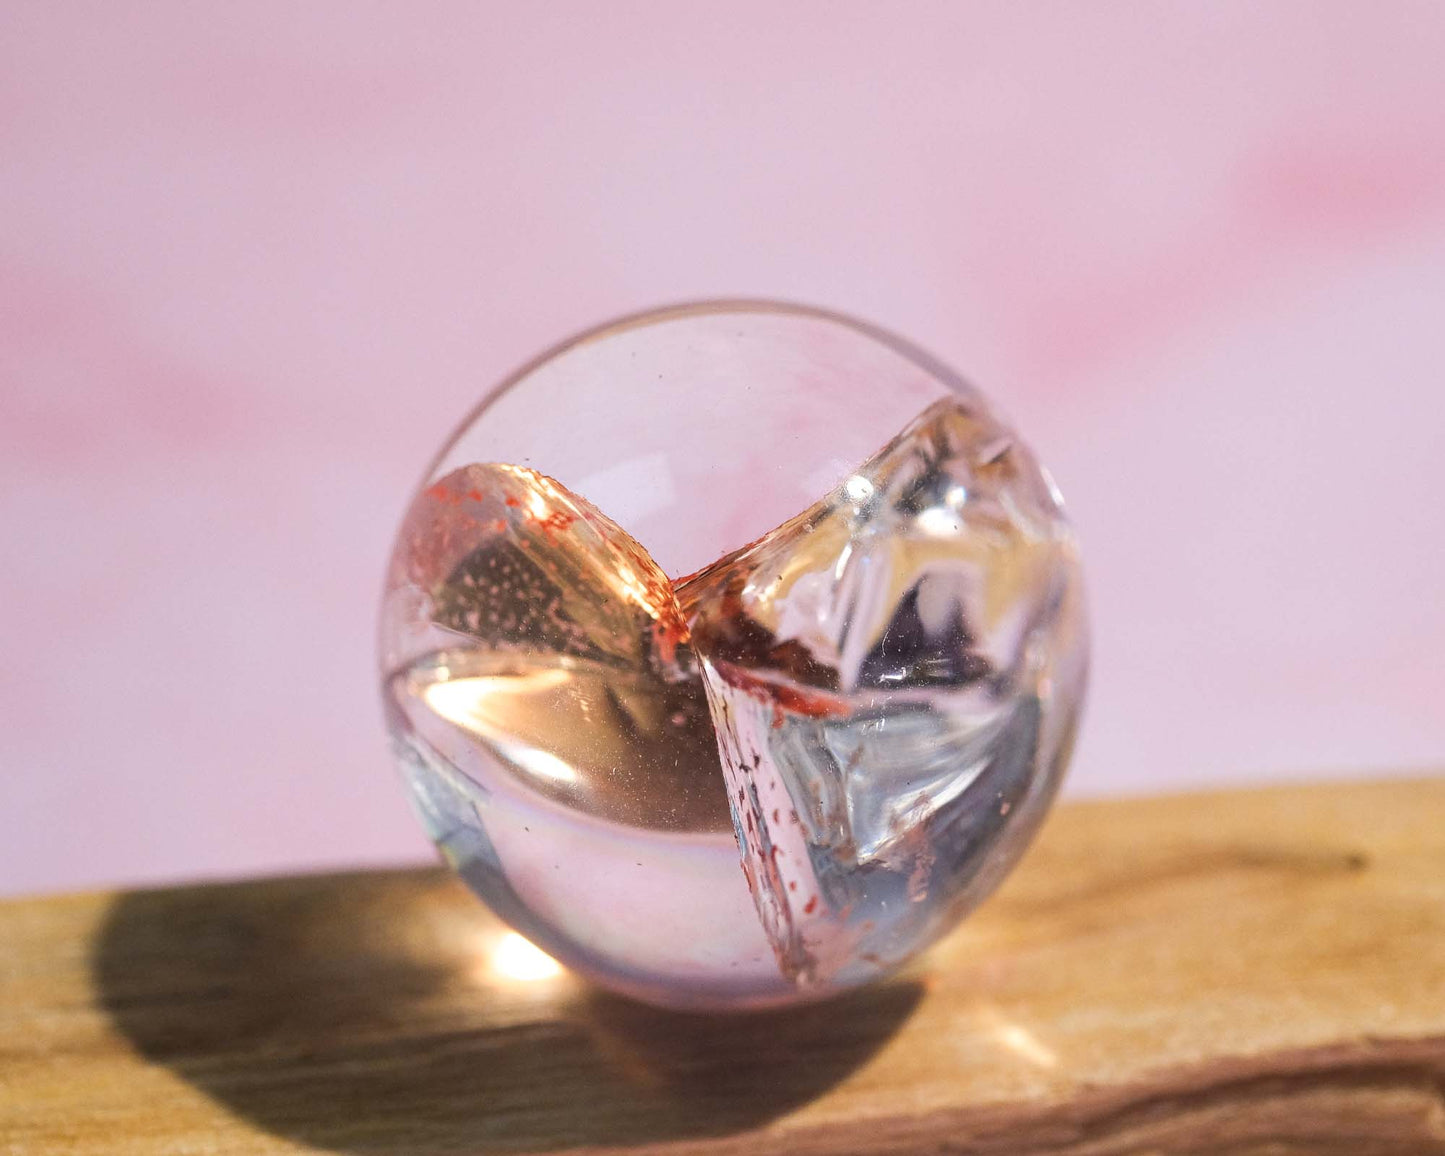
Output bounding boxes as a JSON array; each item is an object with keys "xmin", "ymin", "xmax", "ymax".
[{"xmin": 380, "ymin": 302, "xmax": 1087, "ymax": 1010}]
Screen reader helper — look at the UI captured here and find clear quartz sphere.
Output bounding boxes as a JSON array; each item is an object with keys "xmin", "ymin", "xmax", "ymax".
[{"xmin": 380, "ymin": 302, "xmax": 1087, "ymax": 1010}]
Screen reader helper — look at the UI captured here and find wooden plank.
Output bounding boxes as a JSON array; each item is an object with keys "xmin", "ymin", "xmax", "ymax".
[{"xmin": 2, "ymin": 777, "xmax": 1444, "ymax": 1155}]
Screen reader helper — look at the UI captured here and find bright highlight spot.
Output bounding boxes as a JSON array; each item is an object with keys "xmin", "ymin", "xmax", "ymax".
[
  {"xmin": 916, "ymin": 506, "xmax": 964, "ymax": 536},
  {"xmin": 506, "ymin": 745, "xmax": 579, "ymax": 784},
  {"xmin": 993, "ymin": 1022, "xmax": 1058, "ymax": 1069},
  {"xmin": 491, "ymin": 931, "xmax": 563, "ymax": 982}
]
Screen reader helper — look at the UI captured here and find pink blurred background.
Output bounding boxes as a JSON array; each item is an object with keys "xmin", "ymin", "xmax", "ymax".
[{"xmin": 3, "ymin": 3, "xmax": 1443, "ymax": 897}]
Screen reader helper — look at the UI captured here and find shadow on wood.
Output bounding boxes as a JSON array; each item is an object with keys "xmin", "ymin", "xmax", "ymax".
[{"xmin": 92, "ymin": 869, "xmax": 920, "ymax": 1154}]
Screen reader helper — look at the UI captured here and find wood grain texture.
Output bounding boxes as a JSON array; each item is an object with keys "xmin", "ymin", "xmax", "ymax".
[{"xmin": 2, "ymin": 777, "xmax": 1444, "ymax": 1155}]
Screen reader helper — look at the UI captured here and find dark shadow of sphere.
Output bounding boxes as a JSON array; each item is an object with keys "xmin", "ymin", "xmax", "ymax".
[{"xmin": 93, "ymin": 870, "xmax": 920, "ymax": 1154}]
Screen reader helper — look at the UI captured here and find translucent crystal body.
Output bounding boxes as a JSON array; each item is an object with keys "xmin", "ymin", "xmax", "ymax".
[{"xmin": 381, "ymin": 303, "xmax": 1086, "ymax": 1009}]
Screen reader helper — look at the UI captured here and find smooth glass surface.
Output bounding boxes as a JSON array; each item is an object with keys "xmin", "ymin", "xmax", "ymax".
[{"xmin": 381, "ymin": 302, "xmax": 1087, "ymax": 1009}]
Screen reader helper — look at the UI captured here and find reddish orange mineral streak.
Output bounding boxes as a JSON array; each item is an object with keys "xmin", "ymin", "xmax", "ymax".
[
  {"xmin": 651, "ymin": 617, "xmax": 689, "ymax": 669},
  {"xmin": 710, "ymin": 659, "xmax": 852, "ymax": 722}
]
